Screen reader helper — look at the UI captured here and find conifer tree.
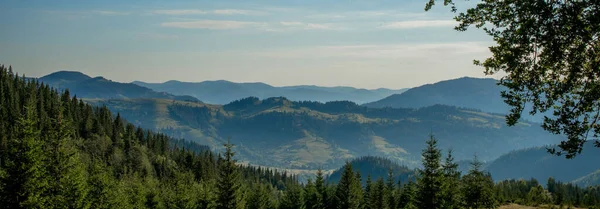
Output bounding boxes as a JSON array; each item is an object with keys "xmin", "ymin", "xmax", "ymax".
[
  {"xmin": 416, "ymin": 134, "xmax": 443, "ymax": 209},
  {"xmin": 1, "ymin": 96, "xmax": 49, "ymax": 209},
  {"xmin": 441, "ymin": 149, "xmax": 461, "ymax": 209},
  {"xmin": 397, "ymin": 181, "xmax": 417, "ymax": 209},
  {"xmin": 386, "ymin": 169, "xmax": 396, "ymax": 209},
  {"xmin": 217, "ymin": 140, "xmax": 245, "ymax": 209},
  {"xmin": 334, "ymin": 162, "xmax": 362, "ymax": 209},
  {"xmin": 280, "ymin": 183, "xmax": 305, "ymax": 209},
  {"xmin": 248, "ymin": 183, "xmax": 272, "ymax": 209},
  {"xmin": 373, "ymin": 178, "xmax": 387, "ymax": 209},
  {"xmin": 315, "ymin": 169, "xmax": 327, "ymax": 209},
  {"xmin": 305, "ymin": 179, "xmax": 319, "ymax": 209},
  {"xmin": 363, "ymin": 175, "xmax": 373, "ymax": 209},
  {"xmin": 462, "ymin": 155, "xmax": 497, "ymax": 209}
]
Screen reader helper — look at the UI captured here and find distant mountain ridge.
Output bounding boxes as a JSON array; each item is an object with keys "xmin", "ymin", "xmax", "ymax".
[
  {"xmin": 38, "ymin": 71, "xmax": 199, "ymax": 102},
  {"xmin": 483, "ymin": 142, "xmax": 600, "ymax": 184},
  {"xmin": 133, "ymin": 80, "xmax": 407, "ymax": 104},
  {"xmin": 364, "ymin": 77, "xmax": 548, "ymax": 122},
  {"xmin": 86, "ymin": 96, "xmax": 564, "ymax": 170}
]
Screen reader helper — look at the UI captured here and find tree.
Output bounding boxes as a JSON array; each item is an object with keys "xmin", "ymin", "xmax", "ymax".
[
  {"xmin": 363, "ymin": 175, "xmax": 373, "ymax": 209},
  {"xmin": 334, "ymin": 162, "xmax": 362, "ymax": 209},
  {"xmin": 425, "ymin": 0, "xmax": 600, "ymax": 158},
  {"xmin": 441, "ymin": 149, "xmax": 462, "ymax": 209},
  {"xmin": 305, "ymin": 179, "xmax": 320, "ymax": 209},
  {"xmin": 397, "ymin": 181, "xmax": 417, "ymax": 209},
  {"xmin": 280, "ymin": 183, "xmax": 305, "ymax": 209},
  {"xmin": 1, "ymin": 96, "xmax": 49, "ymax": 209},
  {"xmin": 315, "ymin": 169, "xmax": 327, "ymax": 209},
  {"xmin": 462, "ymin": 155, "xmax": 497, "ymax": 209},
  {"xmin": 385, "ymin": 169, "xmax": 396, "ymax": 209},
  {"xmin": 216, "ymin": 140, "xmax": 245, "ymax": 209},
  {"xmin": 416, "ymin": 134, "xmax": 444, "ymax": 209}
]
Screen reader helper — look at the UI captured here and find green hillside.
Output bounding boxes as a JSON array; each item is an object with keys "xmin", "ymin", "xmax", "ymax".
[
  {"xmin": 484, "ymin": 142, "xmax": 600, "ymax": 183},
  {"xmin": 87, "ymin": 96, "xmax": 564, "ymax": 170}
]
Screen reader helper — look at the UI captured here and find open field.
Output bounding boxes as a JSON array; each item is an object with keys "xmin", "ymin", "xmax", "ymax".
[{"xmin": 499, "ymin": 204, "xmax": 586, "ymax": 209}]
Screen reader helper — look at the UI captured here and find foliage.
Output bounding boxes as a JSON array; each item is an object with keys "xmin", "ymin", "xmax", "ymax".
[{"xmin": 426, "ymin": 0, "xmax": 600, "ymax": 158}]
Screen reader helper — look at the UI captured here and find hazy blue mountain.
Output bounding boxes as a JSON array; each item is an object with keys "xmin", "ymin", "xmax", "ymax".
[
  {"xmin": 86, "ymin": 96, "xmax": 564, "ymax": 170},
  {"xmin": 326, "ymin": 156, "xmax": 415, "ymax": 185},
  {"xmin": 484, "ymin": 142, "xmax": 600, "ymax": 184},
  {"xmin": 572, "ymin": 170, "xmax": 600, "ymax": 187},
  {"xmin": 133, "ymin": 80, "xmax": 407, "ymax": 104},
  {"xmin": 38, "ymin": 72, "xmax": 199, "ymax": 102}
]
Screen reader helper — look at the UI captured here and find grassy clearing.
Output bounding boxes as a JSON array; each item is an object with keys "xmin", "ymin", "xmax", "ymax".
[{"xmin": 499, "ymin": 204, "xmax": 586, "ymax": 209}]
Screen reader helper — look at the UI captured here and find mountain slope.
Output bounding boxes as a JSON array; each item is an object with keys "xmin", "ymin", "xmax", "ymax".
[
  {"xmin": 364, "ymin": 77, "xmax": 506, "ymax": 111},
  {"xmin": 38, "ymin": 72, "xmax": 199, "ymax": 102},
  {"xmin": 326, "ymin": 156, "xmax": 415, "ymax": 185},
  {"xmin": 86, "ymin": 97, "xmax": 564, "ymax": 170},
  {"xmin": 484, "ymin": 142, "xmax": 600, "ymax": 183},
  {"xmin": 364, "ymin": 77, "xmax": 547, "ymax": 122},
  {"xmin": 133, "ymin": 80, "xmax": 407, "ymax": 104}
]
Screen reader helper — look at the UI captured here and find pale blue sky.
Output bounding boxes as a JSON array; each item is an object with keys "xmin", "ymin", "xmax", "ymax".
[{"xmin": 0, "ymin": 0, "xmax": 498, "ymax": 89}]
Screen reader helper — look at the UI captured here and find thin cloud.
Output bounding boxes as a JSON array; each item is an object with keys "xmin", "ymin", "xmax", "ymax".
[
  {"xmin": 153, "ymin": 10, "xmax": 207, "ymax": 15},
  {"xmin": 152, "ymin": 9, "xmax": 266, "ymax": 16},
  {"xmin": 380, "ymin": 20, "xmax": 457, "ymax": 29},
  {"xmin": 252, "ymin": 42, "xmax": 491, "ymax": 59},
  {"xmin": 161, "ymin": 20, "xmax": 266, "ymax": 30},
  {"xmin": 279, "ymin": 22, "xmax": 334, "ymax": 30},
  {"xmin": 92, "ymin": 10, "xmax": 131, "ymax": 16}
]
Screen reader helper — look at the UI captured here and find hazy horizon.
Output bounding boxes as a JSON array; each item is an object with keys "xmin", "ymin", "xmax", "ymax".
[{"xmin": 1, "ymin": 0, "xmax": 502, "ymax": 89}]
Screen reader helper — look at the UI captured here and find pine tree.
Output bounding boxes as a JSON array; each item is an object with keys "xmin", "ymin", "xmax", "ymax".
[
  {"xmin": 334, "ymin": 162, "xmax": 362, "ymax": 209},
  {"xmin": 364, "ymin": 175, "xmax": 373, "ymax": 209},
  {"xmin": 386, "ymin": 169, "xmax": 396, "ymax": 209},
  {"xmin": 216, "ymin": 140, "xmax": 245, "ymax": 209},
  {"xmin": 462, "ymin": 155, "xmax": 497, "ymax": 209},
  {"xmin": 441, "ymin": 149, "xmax": 461, "ymax": 209},
  {"xmin": 248, "ymin": 183, "xmax": 272, "ymax": 209},
  {"xmin": 305, "ymin": 179, "xmax": 320, "ymax": 209},
  {"xmin": 315, "ymin": 169, "xmax": 327, "ymax": 209},
  {"xmin": 280, "ymin": 183, "xmax": 305, "ymax": 209},
  {"xmin": 1, "ymin": 96, "xmax": 49, "ymax": 209},
  {"xmin": 397, "ymin": 181, "xmax": 417, "ymax": 209},
  {"xmin": 416, "ymin": 134, "xmax": 443, "ymax": 209},
  {"xmin": 373, "ymin": 178, "xmax": 387, "ymax": 209}
]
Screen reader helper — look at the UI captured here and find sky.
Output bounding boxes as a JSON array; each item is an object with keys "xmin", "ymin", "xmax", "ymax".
[{"xmin": 0, "ymin": 0, "xmax": 500, "ymax": 89}]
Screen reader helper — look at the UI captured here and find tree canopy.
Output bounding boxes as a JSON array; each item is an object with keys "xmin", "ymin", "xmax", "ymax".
[{"xmin": 426, "ymin": 0, "xmax": 600, "ymax": 158}]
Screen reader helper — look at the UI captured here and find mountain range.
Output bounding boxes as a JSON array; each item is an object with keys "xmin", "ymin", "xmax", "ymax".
[
  {"xmin": 364, "ymin": 77, "xmax": 548, "ymax": 122},
  {"xmin": 38, "ymin": 71, "xmax": 199, "ymax": 102},
  {"xmin": 85, "ymin": 96, "xmax": 563, "ymax": 170},
  {"xmin": 133, "ymin": 80, "xmax": 407, "ymax": 105},
  {"xmin": 35, "ymin": 70, "xmax": 599, "ymax": 185}
]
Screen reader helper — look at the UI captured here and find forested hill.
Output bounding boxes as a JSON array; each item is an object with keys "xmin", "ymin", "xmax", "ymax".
[
  {"xmin": 0, "ymin": 66, "xmax": 298, "ymax": 208},
  {"xmin": 363, "ymin": 77, "xmax": 548, "ymax": 122},
  {"xmin": 133, "ymin": 79, "xmax": 407, "ymax": 104},
  {"xmin": 87, "ymin": 95, "xmax": 565, "ymax": 170},
  {"xmin": 326, "ymin": 156, "xmax": 415, "ymax": 185},
  {"xmin": 484, "ymin": 142, "xmax": 600, "ymax": 183},
  {"xmin": 37, "ymin": 71, "xmax": 199, "ymax": 102}
]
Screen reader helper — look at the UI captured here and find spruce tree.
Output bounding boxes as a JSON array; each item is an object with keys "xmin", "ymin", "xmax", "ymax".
[
  {"xmin": 397, "ymin": 181, "xmax": 417, "ymax": 209},
  {"xmin": 216, "ymin": 140, "xmax": 245, "ymax": 209},
  {"xmin": 373, "ymin": 178, "xmax": 387, "ymax": 209},
  {"xmin": 441, "ymin": 149, "xmax": 461, "ymax": 209},
  {"xmin": 462, "ymin": 155, "xmax": 497, "ymax": 209},
  {"xmin": 280, "ymin": 183, "xmax": 305, "ymax": 209},
  {"xmin": 363, "ymin": 175, "xmax": 373, "ymax": 209},
  {"xmin": 1, "ymin": 96, "xmax": 49, "ymax": 209},
  {"xmin": 334, "ymin": 162, "xmax": 362, "ymax": 209},
  {"xmin": 315, "ymin": 169, "xmax": 327, "ymax": 209},
  {"xmin": 416, "ymin": 134, "xmax": 443, "ymax": 209},
  {"xmin": 386, "ymin": 169, "xmax": 396, "ymax": 209},
  {"xmin": 305, "ymin": 179, "xmax": 320, "ymax": 209}
]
